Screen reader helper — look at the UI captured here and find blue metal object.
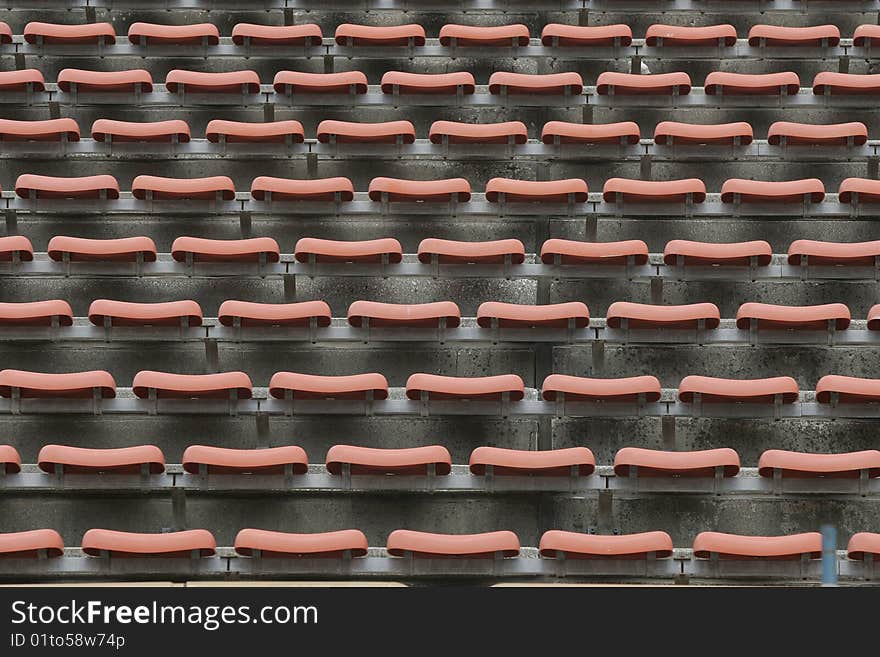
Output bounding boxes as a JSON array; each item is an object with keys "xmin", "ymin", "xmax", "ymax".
[{"xmin": 822, "ymin": 525, "xmax": 838, "ymax": 587}]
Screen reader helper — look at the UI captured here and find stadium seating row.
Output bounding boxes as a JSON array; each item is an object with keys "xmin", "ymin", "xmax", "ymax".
[
  {"xmin": 2, "ymin": 443, "xmax": 879, "ymax": 479},
  {"xmin": 1, "ymin": 527, "xmax": 878, "ymax": 561}
]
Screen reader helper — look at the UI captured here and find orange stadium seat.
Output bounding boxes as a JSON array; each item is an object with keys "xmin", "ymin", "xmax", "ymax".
[
  {"xmin": 87, "ymin": 300, "xmax": 203, "ymax": 327},
  {"xmin": 132, "ymin": 175, "xmax": 235, "ymax": 200},
  {"xmin": 476, "ymin": 301, "xmax": 589, "ymax": 328},
  {"xmin": 131, "ymin": 371, "xmax": 253, "ymax": 399},
  {"xmin": 316, "ymin": 120, "xmax": 416, "ymax": 143},
  {"xmin": 767, "ymin": 121, "xmax": 867, "ymax": 145},
  {"xmin": 663, "ymin": 240, "xmax": 773, "ymax": 266},
  {"xmin": 274, "ymin": 71, "xmax": 367, "ymax": 94},
  {"xmin": 705, "ymin": 71, "xmax": 801, "ymax": 95},
  {"xmin": 606, "ymin": 302, "xmax": 720, "ymax": 329},
  {"xmin": 380, "ymin": 71, "xmax": 474, "ymax": 94},
  {"xmin": 235, "ymin": 529, "xmax": 368, "ymax": 558},
  {"xmin": 127, "ymin": 22, "xmax": 220, "ymax": 45},
  {"xmin": 0, "ymin": 118, "xmax": 80, "ymax": 141},
  {"xmin": 217, "ymin": 300, "xmax": 331, "ymax": 327},
  {"xmin": 439, "ymin": 24, "xmax": 530, "ymax": 46},
  {"xmin": 165, "ymin": 70, "xmax": 260, "ymax": 94},
  {"xmin": 678, "ymin": 375, "xmax": 799, "ymax": 403},
  {"xmin": 251, "ymin": 176, "xmax": 354, "ymax": 201},
  {"xmin": 429, "ymin": 120, "xmax": 528, "ymax": 144},
  {"xmin": 0, "ymin": 370, "xmax": 116, "ymax": 399},
  {"xmin": 720, "ymin": 178, "xmax": 825, "ymax": 203},
  {"xmin": 347, "ymin": 301, "xmax": 461, "ymax": 328},
  {"xmin": 24, "ymin": 21, "xmax": 116, "ymax": 44},
  {"xmin": 692, "ymin": 532, "xmax": 822, "ymax": 560},
  {"xmin": 15, "ymin": 174, "xmax": 119, "ymax": 199},
  {"xmin": 335, "ymin": 24, "xmax": 426, "ymax": 46},
  {"xmin": 0, "ymin": 530, "xmax": 63, "ymax": 558},
  {"xmin": 541, "ymin": 374, "xmax": 662, "ymax": 402},
  {"xmin": 206, "ymin": 119, "xmax": 305, "ymax": 143},
  {"xmin": 540, "ymin": 239, "xmax": 649, "ymax": 265},
  {"xmin": 539, "ymin": 531, "xmax": 673, "ymax": 559},
  {"xmin": 368, "ymin": 177, "xmax": 471, "ymax": 202},
  {"xmin": 787, "ymin": 240, "xmax": 880, "ymax": 266},
  {"xmin": 853, "ymin": 25, "xmax": 880, "ymax": 47},
  {"xmin": 231, "ymin": 23, "xmax": 323, "ymax": 46},
  {"xmin": 485, "ymin": 178, "xmax": 588, "ymax": 203},
  {"xmin": 838, "ymin": 178, "xmax": 880, "ymax": 203},
  {"xmin": 82, "ymin": 529, "xmax": 216, "ymax": 557},
  {"xmin": 48, "ymin": 236, "xmax": 157, "ymax": 262},
  {"xmin": 57, "ymin": 69, "xmax": 152, "ymax": 93},
  {"xmin": 847, "ymin": 533, "xmax": 880, "ymax": 560},
  {"xmin": 0, "ymin": 22, "xmax": 10, "ymax": 44},
  {"xmin": 597, "ymin": 72, "xmax": 691, "ymax": 95},
  {"xmin": 469, "ymin": 447, "xmax": 596, "ymax": 476},
  {"xmin": 325, "ymin": 445, "xmax": 452, "ymax": 475},
  {"xmin": 735, "ymin": 302, "xmax": 851, "ymax": 330},
  {"xmin": 813, "ymin": 73, "xmax": 880, "ymax": 95},
  {"xmin": 488, "ymin": 72, "xmax": 583, "ymax": 95},
  {"xmin": 171, "ymin": 237, "xmax": 280, "ymax": 263},
  {"xmin": 645, "ymin": 24, "xmax": 737, "ymax": 47},
  {"xmin": 748, "ymin": 25, "xmax": 840, "ymax": 46},
  {"xmin": 294, "ymin": 238, "xmax": 403, "ymax": 263},
  {"xmin": 603, "ymin": 178, "xmax": 706, "ymax": 203},
  {"xmin": 613, "ymin": 448, "xmax": 741, "ymax": 477},
  {"xmin": 182, "ymin": 446, "xmax": 309, "ymax": 475},
  {"xmin": 653, "ymin": 121, "xmax": 754, "ymax": 145},
  {"xmin": 540, "ymin": 24, "xmax": 632, "ymax": 47},
  {"xmin": 91, "ymin": 119, "xmax": 191, "ymax": 143},
  {"xmin": 0, "ymin": 235, "xmax": 34, "ymax": 261},
  {"xmin": 816, "ymin": 375, "xmax": 880, "ymax": 403},
  {"xmin": 418, "ymin": 238, "xmax": 526, "ymax": 264},
  {"xmin": 542, "ymin": 121, "xmax": 640, "ymax": 144},
  {"xmin": 0, "ymin": 69, "xmax": 45, "ymax": 92},
  {"xmin": 758, "ymin": 450, "xmax": 880, "ymax": 478},
  {"xmin": 268, "ymin": 372, "xmax": 389, "ymax": 400},
  {"xmin": 0, "ymin": 445, "xmax": 21, "ymax": 474},
  {"xmin": 37, "ymin": 445, "xmax": 165, "ymax": 474},
  {"xmin": 405, "ymin": 373, "xmax": 525, "ymax": 401},
  {"xmin": 0, "ymin": 300, "xmax": 73, "ymax": 326},
  {"xmin": 386, "ymin": 530, "xmax": 520, "ymax": 558}
]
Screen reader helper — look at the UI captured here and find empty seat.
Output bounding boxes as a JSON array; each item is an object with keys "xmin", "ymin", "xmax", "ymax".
[
  {"xmin": 853, "ymin": 25, "xmax": 880, "ymax": 47},
  {"xmin": 540, "ymin": 531, "xmax": 673, "ymax": 559},
  {"xmin": 678, "ymin": 375, "xmax": 799, "ymax": 403},
  {"xmin": 0, "ymin": 235, "xmax": 34, "ymax": 262},
  {"xmin": 614, "ymin": 447, "xmax": 741, "ymax": 477},
  {"xmin": 540, "ymin": 239, "xmax": 649, "ymax": 265},
  {"xmin": 813, "ymin": 72, "xmax": 880, "ymax": 95},
  {"xmin": 182, "ymin": 446, "xmax": 308, "ymax": 475},
  {"xmin": 603, "ymin": 178, "xmax": 706, "ymax": 203},
  {"xmin": 132, "ymin": 371, "xmax": 252, "ymax": 399},
  {"xmin": 37, "ymin": 445, "xmax": 165, "ymax": 474},
  {"xmin": 705, "ymin": 71, "xmax": 800, "ymax": 95},
  {"xmin": 469, "ymin": 447, "xmax": 595, "ymax": 476},
  {"xmin": 274, "ymin": 71, "xmax": 368, "ymax": 94},
  {"xmin": 735, "ymin": 302, "xmax": 850, "ymax": 330},
  {"xmin": 0, "ymin": 118, "xmax": 80, "ymax": 142},
  {"xmin": 748, "ymin": 25, "xmax": 840, "ymax": 47},
  {"xmin": 0, "ymin": 22, "xmax": 10, "ymax": 44},
  {"xmin": 326, "ymin": 445, "xmax": 452, "ymax": 475},
  {"xmin": 335, "ymin": 24, "xmax": 425, "ymax": 46},
  {"xmin": 839, "ymin": 178, "xmax": 880, "ymax": 204},
  {"xmin": 166, "ymin": 70, "xmax": 260, "ymax": 94},
  {"xmin": 663, "ymin": 240, "xmax": 773, "ymax": 266},
  {"xmin": 541, "ymin": 24, "xmax": 632, "ymax": 47},
  {"xmin": 91, "ymin": 119, "xmax": 191, "ymax": 143},
  {"xmin": 24, "ymin": 22, "xmax": 116, "ymax": 45},
  {"xmin": 541, "ymin": 121, "xmax": 640, "ymax": 145},
  {"xmin": 235, "ymin": 529, "xmax": 368, "ymax": 558},
  {"xmin": 368, "ymin": 177, "xmax": 471, "ymax": 202},
  {"xmin": 57, "ymin": 69, "xmax": 152, "ymax": 93},
  {"xmin": 417, "ymin": 238, "xmax": 526, "ymax": 264},
  {"xmin": 0, "ymin": 445, "xmax": 21, "ymax": 474},
  {"xmin": 294, "ymin": 238, "xmax": 402, "ymax": 263},
  {"xmin": 380, "ymin": 71, "xmax": 474, "ymax": 95},
  {"xmin": 171, "ymin": 237, "xmax": 280, "ymax": 263},
  {"xmin": 767, "ymin": 121, "xmax": 867, "ymax": 146},
  {"xmin": 317, "ymin": 120, "xmax": 415, "ymax": 144},
  {"xmin": 645, "ymin": 24, "xmax": 737, "ymax": 47},
  {"xmin": 0, "ymin": 300, "xmax": 73, "ymax": 327},
  {"xmin": 15, "ymin": 174, "xmax": 119, "ymax": 199},
  {"xmin": 787, "ymin": 240, "xmax": 880, "ymax": 266},
  {"xmin": 758, "ymin": 449, "xmax": 880, "ymax": 478},
  {"xmin": 0, "ymin": 370, "xmax": 116, "ymax": 399},
  {"xmin": 847, "ymin": 533, "xmax": 880, "ymax": 560},
  {"xmin": 268, "ymin": 372, "xmax": 389, "ymax": 400},
  {"xmin": 439, "ymin": 24, "xmax": 530, "ymax": 46},
  {"xmin": 132, "ymin": 175, "xmax": 235, "ymax": 200},
  {"xmin": 485, "ymin": 178, "xmax": 588, "ymax": 203},
  {"xmin": 476, "ymin": 302, "xmax": 589, "ymax": 328},
  {"xmin": 0, "ymin": 530, "xmax": 63, "ymax": 558},
  {"xmin": 232, "ymin": 23, "xmax": 322, "ymax": 46},
  {"xmin": 347, "ymin": 300, "xmax": 461, "ymax": 328},
  {"xmin": 405, "ymin": 373, "xmax": 525, "ymax": 401},
  {"xmin": 817, "ymin": 375, "xmax": 880, "ymax": 403},
  {"xmin": 206, "ymin": 120, "xmax": 305, "ymax": 143},
  {"xmin": 0, "ymin": 69, "xmax": 45, "ymax": 92},
  {"xmin": 606, "ymin": 302, "xmax": 721, "ymax": 329},
  {"xmin": 87, "ymin": 300, "xmax": 203, "ymax": 327},
  {"xmin": 596, "ymin": 72, "xmax": 691, "ymax": 95},
  {"xmin": 48, "ymin": 236, "xmax": 156, "ymax": 262},
  {"xmin": 541, "ymin": 374, "xmax": 661, "ymax": 402},
  {"xmin": 692, "ymin": 532, "xmax": 822, "ymax": 560},
  {"xmin": 386, "ymin": 530, "xmax": 520, "ymax": 558},
  {"xmin": 217, "ymin": 300, "xmax": 331, "ymax": 327},
  {"xmin": 82, "ymin": 529, "xmax": 216, "ymax": 558},
  {"xmin": 720, "ymin": 178, "xmax": 825, "ymax": 203},
  {"xmin": 128, "ymin": 22, "xmax": 219, "ymax": 45},
  {"xmin": 488, "ymin": 72, "xmax": 582, "ymax": 95},
  {"xmin": 653, "ymin": 121, "xmax": 754, "ymax": 145},
  {"xmin": 429, "ymin": 120, "xmax": 528, "ymax": 144},
  {"xmin": 251, "ymin": 176, "xmax": 354, "ymax": 202}
]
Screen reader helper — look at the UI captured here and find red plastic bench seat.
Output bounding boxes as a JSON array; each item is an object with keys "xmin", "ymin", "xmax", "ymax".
[
  {"xmin": 653, "ymin": 121, "xmax": 754, "ymax": 145},
  {"xmin": 251, "ymin": 176, "xmax": 354, "ymax": 202},
  {"xmin": 132, "ymin": 175, "xmax": 235, "ymax": 200},
  {"xmin": 663, "ymin": 240, "xmax": 773, "ymax": 266},
  {"xmin": 692, "ymin": 532, "xmax": 822, "ymax": 560},
  {"xmin": 205, "ymin": 119, "xmax": 304, "ymax": 143},
  {"xmin": 767, "ymin": 121, "xmax": 867, "ymax": 146},
  {"xmin": 128, "ymin": 22, "xmax": 219, "ymax": 45},
  {"xmin": 613, "ymin": 447, "xmax": 741, "ymax": 477},
  {"xmin": 485, "ymin": 178, "xmax": 588, "ymax": 203},
  {"xmin": 606, "ymin": 301, "xmax": 721, "ymax": 329},
  {"xmin": 15, "ymin": 174, "xmax": 119, "ymax": 199},
  {"xmin": 335, "ymin": 23, "xmax": 425, "ymax": 46},
  {"xmin": 678, "ymin": 375, "xmax": 799, "ymax": 403},
  {"xmin": 439, "ymin": 24, "xmax": 530, "ymax": 46},
  {"xmin": 235, "ymin": 529, "xmax": 368, "ymax": 558},
  {"xmin": 476, "ymin": 301, "xmax": 589, "ymax": 328},
  {"xmin": 429, "ymin": 120, "xmax": 528, "ymax": 144},
  {"xmin": 0, "ymin": 369, "xmax": 116, "ymax": 399},
  {"xmin": 540, "ymin": 239, "xmax": 649, "ymax": 265},
  {"xmin": 232, "ymin": 23, "xmax": 322, "ymax": 46},
  {"xmin": 182, "ymin": 446, "xmax": 309, "ymax": 475},
  {"xmin": 294, "ymin": 238, "xmax": 402, "ymax": 263},
  {"xmin": 387, "ymin": 530, "xmax": 520, "ymax": 558},
  {"xmin": 24, "ymin": 21, "xmax": 116, "ymax": 45},
  {"xmin": 326, "ymin": 445, "xmax": 452, "ymax": 475},
  {"xmin": 268, "ymin": 372, "xmax": 389, "ymax": 400},
  {"xmin": 274, "ymin": 71, "xmax": 368, "ymax": 94},
  {"xmin": 839, "ymin": 178, "xmax": 880, "ymax": 204},
  {"xmin": 417, "ymin": 238, "xmax": 526, "ymax": 264},
  {"xmin": 91, "ymin": 119, "xmax": 191, "ymax": 143},
  {"xmin": 705, "ymin": 71, "xmax": 800, "ymax": 95},
  {"xmin": 721, "ymin": 178, "xmax": 825, "ymax": 203},
  {"xmin": 596, "ymin": 72, "xmax": 691, "ymax": 95},
  {"xmin": 813, "ymin": 72, "xmax": 880, "ymax": 95},
  {"xmin": 131, "ymin": 371, "xmax": 253, "ymax": 399},
  {"xmin": 165, "ymin": 70, "xmax": 260, "ymax": 94},
  {"xmin": 0, "ymin": 69, "xmax": 45, "ymax": 92},
  {"xmin": 868, "ymin": 305, "xmax": 880, "ymax": 330},
  {"xmin": 787, "ymin": 240, "xmax": 880, "ymax": 266},
  {"xmin": 816, "ymin": 375, "xmax": 880, "ymax": 403},
  {"xmin": 603, "ymin": 178, "xmax": 706, "ymax": 203},
  {"xmin": 171, "ymin": 237, "xmax": 280, "ymax": 263},
  {"xmin": 347, "ymin": 301, "xmax": 461, "ymax": 328},
  {"xmin": 0, "ymin": 446, "xmax": 21, "ymax": 473},
  {"xmin": 540, "ymin": 531, "xmax": 673, "ymax": 559},
  {"xmin": 488, "ymin": 72, "xmax": 583, "ymax": 95},
  {"xmin": 758, "ymin": 449, "xmax": 880, "ymax": 478},
  {"xmin": 541, "ymin": 374, "xmax": 661, "ymax": 403},
  {"xmin": 735, "ymin": 302, "xmax": 850, "ymax": 330},
  {"xmin": 0, "ymin": 301, "xmax": 73, "ymax": 327},
  {"xmin": 542, "ymin": 121, "xmax": 640, "ymax": 145},
  {"xmin": 469, "ymin": 447, "xmax": 595, "ymax": 476},
  {"xmin": 368, "ymin": 177, "xmax": 471, "ymax": 202},
  {"xmin": 37, "ymin": 445, "xmax": 165, "ymax": 474},
  {"xmin": 541, "ymin": 24, "xmax": 632, "ymax": 47},
  {"xmin": 317, "ymin": 120, "xmax": 415, "ymax": 144},
  {"xmin": 217, "ymin": 300, "xmax": 331, "ymax": 327},
  {"xmin": 853, "ymin": 25, "xmax": 880, "ymax": 47},
  {"xmin": 87, "ymin": 300, "xmax": 203, "ymax": 327},
  {"xmin": 82, "ymin": 529, "xmax": 216, "ymax": 558},
  {"xmin": 0, "ymin": 118, "xmax": 80, "ymax": 142},
  {"xmin": 748, "ymin": 25, "xmax": 840, "ymax": 47},
  {"xmin": 57, "ymin": 69, "xmax": 152, "ymax": 93},
  {"xmin": 405, "ymin": 373, "xmax": 525, "ymax": 401},
  {"xmin": 0, "ymin": 530, "xmax": 63, "ymax": 558},
  {"xmin": 645, "ymin": 24, "xmax": 737, "ymax": 47},
  {"xmin": 0, "ymin": 235, "xmax": 33, "ymax": 262},
  {"xmin": 0, "ymin": 23, "xmax": 9, "ymax": 44},
  {"xmin": 380, "ymin": 71, "xmax": 474, "ymax": 95},
  {"xmin": 847, "ymin": 533, "xmax": 880, "ymax": 560}
]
